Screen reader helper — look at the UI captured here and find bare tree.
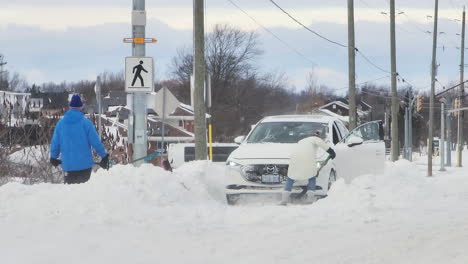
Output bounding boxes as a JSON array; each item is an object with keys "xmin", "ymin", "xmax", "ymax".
[
  {"xmin": 305, "ymin": 70, "xmax": 318, "ymax": 95},
  {"xmin": 171, "ymin": 24, "xmax": 267, "ymax": 139},
  {"xmin": 99, "ymin": 71, "xmax": 125, "ymax": 94},
  {"xmin": 8, "ymin": 72, "xmax": 29, "ymax": 91},
  {"xmin": 297, "ymin": 70, "xmax": 336, "ymax": 113},
  {"xmin": 0, "ymin": 116, "xmax": 63, "ymax": 185}
]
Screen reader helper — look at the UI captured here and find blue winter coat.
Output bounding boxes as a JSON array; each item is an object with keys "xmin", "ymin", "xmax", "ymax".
[{"xmin": 50, "ymin": 109, "xmax": 107, "ymax": 171}]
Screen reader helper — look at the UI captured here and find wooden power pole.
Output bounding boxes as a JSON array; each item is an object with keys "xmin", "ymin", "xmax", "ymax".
[
  {"xmin": 457, "ymin": 7, "xmax": 465, "ymax": 167},
  {"xmin": 347, "ymin": 0, "xmax": 357, "ymax": 130},
  {"xmin": 193, "ymin": 0, "xmax": 208, "ymax": 160},
  {"xmin": 390, "ymin": 0, "xmax": 399, "ymax": 162},
  {"xmin": 428, "ymin": 0, "xmax": 439, "ymax": 176}
]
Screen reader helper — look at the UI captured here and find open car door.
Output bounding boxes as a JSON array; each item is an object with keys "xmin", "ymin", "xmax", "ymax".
[{"xmin": 334, "ymin": 121, "xmax": 385, "ymax": 183}]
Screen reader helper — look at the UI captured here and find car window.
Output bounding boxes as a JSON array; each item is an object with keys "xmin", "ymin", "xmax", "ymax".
[
  {"xmin": 334, "ymin": 122, "xmax": 342, "ymax": 137},
  {"xmin": 332, "ymin": 124, "xmax": 341, "ymax": 145},
  {"xmin": 337, "ymin": 121, "xmax": 349, "ymax": 137},
  {"xmin": 343, "ymin": 121, "xmax": 381, "ymax": 144},
  {"xmin": 246, "ymin": 122, "xmax": 328, "ymax": 143}
]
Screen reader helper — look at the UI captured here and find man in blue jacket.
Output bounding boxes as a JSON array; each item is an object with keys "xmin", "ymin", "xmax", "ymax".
[{"xmin": 50, "ymin": 94, "xmax": 109, "ymax": 184}]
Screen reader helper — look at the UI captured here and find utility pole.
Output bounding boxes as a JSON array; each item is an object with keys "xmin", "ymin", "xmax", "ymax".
[
  {"xmin": 446, "ymin": 96, "xmax": 452, "ymax": 166},
  {"xmin": 95, "ymin": 76, "xmax": 102, "ymax": 139},
  {"xmin": 347, "ymin": 0, "xmax": 357, "ymax": 130},
  {"xmin": 409, "ymin": 95, "xmax": 414, "ymax": 161},
  {"xmin": 161, "ymin": 86, "xmax": 166, "ymax": 152},
  {"xmin": 0, "ymin": 55, "xmax": 7, "ymax": 90},
  {"xmin": 404, "ymin": 107, "xmax": 409, "ymax": 159},
  {"xmin": 428, "ymin": 0, "xmax": 439, "ymax": 176},
  {"xmin": 457, "ymin": 7, "xmax": 465, "ymax": 167},
  {"xmin": 132, "ymin": 0, "xmax": 148, "ymax": 166},
  {"xmin": 440, "ymin": 101, "xmax": 446, "ymax": 171},
  {"xmin": 405, "ymin": 89, "xmax": 415, "ymax": 162},
  {"xmin": 390, "ymin": 0, "xmax": 399, "ymax": 161},
  {"xmin": 193, "ymin": 0, "xmax": 208, "ymax": 160}
]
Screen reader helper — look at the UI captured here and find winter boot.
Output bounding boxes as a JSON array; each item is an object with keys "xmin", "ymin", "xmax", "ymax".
[
  {"xmin": 304, "ymin": 191, "xmax": 317, "ymax": 204},
  {"xmin": 278, "ymin": 191, "xmax": 291, "ymax": 206}
]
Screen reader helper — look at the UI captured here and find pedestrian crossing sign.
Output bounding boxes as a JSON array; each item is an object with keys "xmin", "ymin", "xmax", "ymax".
[{"xmin": 125, "ymin": 57, "xmax": 154, "ymax": 92}]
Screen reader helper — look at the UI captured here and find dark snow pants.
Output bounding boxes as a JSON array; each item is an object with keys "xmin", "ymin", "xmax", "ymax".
[{"xmin": 64, "ymin": 168, "xmax": 92, "ymax": 184}]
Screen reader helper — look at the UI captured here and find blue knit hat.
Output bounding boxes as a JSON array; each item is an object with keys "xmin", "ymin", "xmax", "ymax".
[{"xmin": 69, "ymin": 94, "xmax": 83, "ymax": 108}]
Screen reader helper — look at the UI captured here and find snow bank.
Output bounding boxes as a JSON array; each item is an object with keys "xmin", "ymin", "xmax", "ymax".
[
  {"xmin": 0, "ymin": 161, "xmax": 227, "ymax": 227},
  {"xmin": 8, "ymin": 145, "xmax": 49, "ymax": 166},
  {"xmin": 1, "ymin": 157, "xmax": 468, "ymax": 263}
]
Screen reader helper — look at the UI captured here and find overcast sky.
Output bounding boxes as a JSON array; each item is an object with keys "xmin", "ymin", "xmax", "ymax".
[{"xmin": 1, "ymin": 0, "xmax": 468, "ymax": 92}]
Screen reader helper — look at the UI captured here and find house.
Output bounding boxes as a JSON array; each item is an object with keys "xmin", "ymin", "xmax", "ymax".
[
  {"xmin": 318, "ymin": 99, "xmax": 373, "ymax": 125},
  {"xmin": 102, "ymin": 90, "xmax": 127, "ymax": 111},
  {"xmin": 0, "ymin": 91, "xmax": 44, "ymax": 126},
  {"xmin": 98, "ymin": 87, "xmax": 209, "ymax": 151}
]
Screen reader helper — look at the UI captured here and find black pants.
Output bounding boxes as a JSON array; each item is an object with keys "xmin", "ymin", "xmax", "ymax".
[{"xmin": 64, "ymin": 168, "xmax": 92, "ymax": 184}]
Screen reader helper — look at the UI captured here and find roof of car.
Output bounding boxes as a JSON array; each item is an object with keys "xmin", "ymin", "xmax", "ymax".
[{"xmin": 260, "ymin": 114, "xmax": 338, "ymax": 124}]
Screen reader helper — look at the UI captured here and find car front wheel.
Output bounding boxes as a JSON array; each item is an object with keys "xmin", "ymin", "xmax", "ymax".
[
  {"xmin": 328, "ymin": 169, "xmax": 336, "ymax": 191},
  {"xmin": 226, "ymin": 194, "xmax": 240, "ymax": 205}
]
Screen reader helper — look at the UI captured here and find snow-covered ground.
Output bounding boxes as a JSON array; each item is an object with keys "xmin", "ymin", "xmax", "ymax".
[
  {"xmin": 1, "ymin": 152, "xmax": 468, "ymax": 263},
  {"xmin": 8, "ymin": 145, "xmax": 49, "ymax": 167}
]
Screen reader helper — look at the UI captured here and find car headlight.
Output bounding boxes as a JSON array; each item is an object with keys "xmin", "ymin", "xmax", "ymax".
[
  {"xmin": 241, "ymin": 165, "xmax": 261, "ymax": 182},
  {"xmin": 316, "ymin": 161, "xmax": 321, "ymax": 168},
  {"xmin": 227, "ymin": 160, "xmax": 241, "ymax": 167}
]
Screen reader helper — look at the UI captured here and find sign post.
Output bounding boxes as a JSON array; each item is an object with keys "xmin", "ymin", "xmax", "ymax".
[{"xmin": 127, "ymin": 0, "xmax": 153, "ymax": 166}]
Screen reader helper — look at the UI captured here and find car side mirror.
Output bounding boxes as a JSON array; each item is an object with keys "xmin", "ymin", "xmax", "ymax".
[
  {"xmin": 234, "ymin": 136, "xmax": 245, "ymax": 144},
  {"xmin": 347, "ymin": 136, "xmax": 364, "ymax": 147}
]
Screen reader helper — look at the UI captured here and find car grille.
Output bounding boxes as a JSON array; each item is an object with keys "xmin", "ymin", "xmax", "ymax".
[{"xmin": 241, "ymin": 164, "xmax": 289, "ymax": 184}]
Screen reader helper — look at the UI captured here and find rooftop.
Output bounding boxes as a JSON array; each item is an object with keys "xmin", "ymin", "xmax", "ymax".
[{"xmin": 261, "ymin": 114, "xmax": 337, "ymax": 124}]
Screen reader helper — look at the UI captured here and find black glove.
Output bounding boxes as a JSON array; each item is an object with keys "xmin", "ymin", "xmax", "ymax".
[
  {"xmin": 99, "ymin": 154, "xmax": 109, "ymax": 170},
  {"xmin": 326, "ymin": 148, "xmax": 336, "ymax": 160},
  {"xmin": 50, "ymin": 158, "xmax": 61, "ymax": 167}
]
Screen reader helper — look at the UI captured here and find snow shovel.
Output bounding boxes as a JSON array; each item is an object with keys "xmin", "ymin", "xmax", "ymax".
[
  {"xmin": 94, "ymin": 151, "xmax": 161, "ymax": 169},
  {"xmin": 290, "ymin": 155, "xmax": 332, "ymax": 200}
]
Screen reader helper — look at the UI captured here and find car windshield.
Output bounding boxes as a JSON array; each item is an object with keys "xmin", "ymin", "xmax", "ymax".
[{"xmin": 246, "ymin": 122, "xmax": 328, "ymax": 144}]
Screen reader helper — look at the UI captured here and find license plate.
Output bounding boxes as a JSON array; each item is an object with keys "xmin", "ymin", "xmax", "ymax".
[{"xmin": 261, "ymin": 174, "xmax": 280, "ymax": 184}]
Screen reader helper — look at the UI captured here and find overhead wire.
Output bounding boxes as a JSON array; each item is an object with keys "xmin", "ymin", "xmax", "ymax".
[
  {"xmin": 355, "ymin": 50, "xmax": 391, "ymax": 74},
  {"xmin": 227, "ymin": 0, "xmax": 436, "ymax": 91},
  {"xmin": 268, "ymin": 0, "xmax": 426, "ymax": 87},
  {"xmin": 225, "ymin": 0, "xmax": 318, "ymax": 66},
  {"xmin": 268, "ymin": 0, "xmax": 348, "ymax": 48},
  {"xmin": 335, "ymin": 75, "xmax": 391, "ymax": 91},
  {"xmin": 392, "ymin": 0, "xmax": 463, "ymax": 51}
]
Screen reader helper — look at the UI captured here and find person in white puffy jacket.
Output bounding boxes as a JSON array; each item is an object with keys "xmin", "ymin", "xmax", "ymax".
[{"xmin": 280, "ymin": 131, "xmax": 336, "ymax": 205}]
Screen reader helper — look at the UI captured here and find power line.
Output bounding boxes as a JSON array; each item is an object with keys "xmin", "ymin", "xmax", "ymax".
[
  {"xmin": 268, "ymin": 0, "xmax": 348, "ymax": 48},
  {"xmin": 232, "ymin": 0, "xmax": 425, "ymax": 91},
  {"xmin": 355, "ymin": 49, "xmax": 391, "ymax": 74},
  {"xmin": 267, "ymin": 0, "xmax": 398, "ymax": 76},
  {"xmin": 357, "ymin": 0, "xmax": 374, "ymax": 9},
  {"xmin": 361, "ymin": 90, "xmax": 395, "ymax": 100},
  {"xmin": 335, "ymin": 75, "xmax": 390, "ymax": 91},
  {"xmin": 358, "ymin": 75, "xmax": 391, "ymax": 86},
  {"xmin": 225, "ymin": 0, "xmax": 317, "ymax": 66},
  {"xmin": 268, "ymin": 0, "xmax": 425, "ymax": 89}
]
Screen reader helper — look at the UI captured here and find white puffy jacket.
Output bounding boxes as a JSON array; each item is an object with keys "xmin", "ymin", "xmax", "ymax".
[{"xmin": 287, "ymin": 136, "xmax": 331, "ymax": 181}]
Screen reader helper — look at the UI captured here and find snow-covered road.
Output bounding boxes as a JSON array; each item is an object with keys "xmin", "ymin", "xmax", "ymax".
[{"xmin": 1, "ymin": 154, "xmax": 468, "ymax": 264}]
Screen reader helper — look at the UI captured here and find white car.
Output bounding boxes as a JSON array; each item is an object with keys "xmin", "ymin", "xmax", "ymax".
[{"xmin": 225, "ymin": 114, "xmax": 385, "ymax": 204}]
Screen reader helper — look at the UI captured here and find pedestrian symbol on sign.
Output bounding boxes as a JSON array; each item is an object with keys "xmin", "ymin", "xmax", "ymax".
[
  {"xmin": 125, "ymin": 57, "xmax": 153, "ymax": 92},
  {"xmin": 132, "ymin": 60, "xmax": 148, "ymax": 87}
]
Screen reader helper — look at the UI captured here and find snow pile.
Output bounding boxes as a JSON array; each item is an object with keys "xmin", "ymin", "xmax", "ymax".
[
  {"xmin": 1, "ymin": 157, "xmax": 468, "ymax": 263},
  {"xmin": 0, "ymin": 161, "xmax": 227, "ymax": 227},
  {"xmin": 8, "ymin": 145, "xmax": 49, "ymax": 166}
]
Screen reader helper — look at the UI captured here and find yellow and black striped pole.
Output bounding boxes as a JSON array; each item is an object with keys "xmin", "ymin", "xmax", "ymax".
[{"xmin": 208, "ymin": 123, "xmax": 213, "ymax": 161}]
